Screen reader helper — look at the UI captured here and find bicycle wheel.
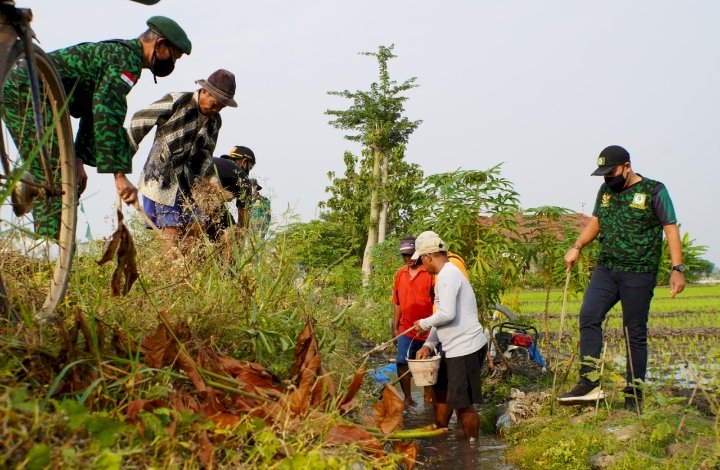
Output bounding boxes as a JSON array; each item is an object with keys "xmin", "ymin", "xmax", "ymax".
[{"xmin": 0, "ymin": 42, "xmax": 77, "ymax": 321}]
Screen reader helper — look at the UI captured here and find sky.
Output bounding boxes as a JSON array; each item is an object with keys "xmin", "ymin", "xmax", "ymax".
[{"xmin": 25, "ymin": 0, "xmax": 720, "ymax": 267}]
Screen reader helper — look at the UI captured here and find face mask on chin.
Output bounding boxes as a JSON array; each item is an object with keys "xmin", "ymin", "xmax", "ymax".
[
  {"xmin": 150, "ymin": 49, "xmax": 175, "ymax": 83},
  {"xmin": 604, "ymin": 171, "xmax": 627, "ymax": 193}
]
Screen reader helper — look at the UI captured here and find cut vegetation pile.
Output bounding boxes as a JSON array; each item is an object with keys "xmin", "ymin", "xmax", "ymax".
[{"xmin": 1, "ymin": 303, "xmax": 444, "ymax": 469}]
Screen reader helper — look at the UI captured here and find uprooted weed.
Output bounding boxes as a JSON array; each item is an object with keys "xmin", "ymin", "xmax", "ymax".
[{"xmin": 0, "ymin": 216, "xmax": 440, "ymax": 468}]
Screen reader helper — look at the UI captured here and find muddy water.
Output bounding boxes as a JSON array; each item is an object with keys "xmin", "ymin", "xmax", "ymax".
[{"xmin": 402, "ymin": 387, "xmax": 518, "ymax": 469}]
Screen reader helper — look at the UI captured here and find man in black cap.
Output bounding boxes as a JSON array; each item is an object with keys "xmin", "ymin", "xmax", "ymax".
[
  {"xmin": 560, "ymin": 145, "xmax": 685, "ymax": 411},
  {"xmin": 3, "ymin": 16, "xmax": 191, "ymax": 237},
  {"xmin": 128, "ymin": 69, "xmax": 237, "ymax": 249},
  {"xmin": 201, "ymin": 146, "xmax": 259, "ymax": 239}
]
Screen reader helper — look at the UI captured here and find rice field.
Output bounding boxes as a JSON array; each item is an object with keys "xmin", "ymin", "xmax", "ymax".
[{"xmin": 512, "ymin": 283, "xmax": 720, "ymax": 389}]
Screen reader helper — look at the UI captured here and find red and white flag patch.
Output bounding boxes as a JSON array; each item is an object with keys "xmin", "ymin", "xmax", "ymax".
[{"xmin": 120, "ymin": 70, "xmax": 137, "ymax": 87}]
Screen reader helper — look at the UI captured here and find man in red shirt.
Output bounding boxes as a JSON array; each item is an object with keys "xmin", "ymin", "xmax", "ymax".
[{"xmin": 392, "ymin": 236, "xmax": 435, "ymax": 406}]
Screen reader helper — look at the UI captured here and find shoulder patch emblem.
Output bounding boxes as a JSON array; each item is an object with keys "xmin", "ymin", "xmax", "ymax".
[
  {"xmin": 600, "ymin": 192, "xmax": 611, "ymax": 207},
  {"xmin": 120, "ymin": 70, "xmax": 137, "ymax": 88},
  {"xmin": 629, "ymin": 192, "xmax": 647, "ymax": 210}
]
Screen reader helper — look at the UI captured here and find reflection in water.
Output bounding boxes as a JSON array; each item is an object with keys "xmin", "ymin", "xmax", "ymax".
[{"xmin": 403, "ymin": 388, "xmax": 518, "ymax": 470}]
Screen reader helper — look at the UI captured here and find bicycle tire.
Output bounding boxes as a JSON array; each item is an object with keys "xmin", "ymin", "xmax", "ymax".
[{"xmin": 0, "ymin": 42, "xmax": 77, "ymax": 321}]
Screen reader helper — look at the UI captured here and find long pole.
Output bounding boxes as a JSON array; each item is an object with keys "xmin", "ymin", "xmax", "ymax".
[{"xmin": 551, "ymin": 270, "xmax": 572, "ymax": 405}]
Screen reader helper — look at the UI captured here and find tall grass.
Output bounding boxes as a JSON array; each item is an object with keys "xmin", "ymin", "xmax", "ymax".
[{"xmin": 0, "ymin": 215, "xmax": 404, "ymax": 469}]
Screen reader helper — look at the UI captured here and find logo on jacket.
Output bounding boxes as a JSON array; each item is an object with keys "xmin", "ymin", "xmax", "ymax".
[{"xmin": 629, "ymin": 193, "xmax": 647, "ymax": 210}]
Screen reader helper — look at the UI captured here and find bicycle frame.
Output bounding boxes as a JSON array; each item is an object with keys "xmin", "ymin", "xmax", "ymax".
[{"xmin": 0, "ymin": 2, "xmax": 56, "ymax": 190}]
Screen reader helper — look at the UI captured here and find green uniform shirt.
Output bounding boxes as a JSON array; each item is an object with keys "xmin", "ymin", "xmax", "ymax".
[
  {"xmin": 50, "ymin": 39, "xmax": 143, "ymax": 173},
  {"xmin": 592, "ymin": 176, "xmax": 677, "ymax": 273}
]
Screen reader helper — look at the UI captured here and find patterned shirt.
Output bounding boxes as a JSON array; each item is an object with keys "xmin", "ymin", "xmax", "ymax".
[
  {"xmin": 49, "ymin": 39, "xmax": 144, "ymax": 173},
  {"xmin": 129, "ymin": 91, "xmax": 221, "ymax": 206},
  {"xmin": 593, "ymin": 175, "xmax": 677, "ymax": 273}
]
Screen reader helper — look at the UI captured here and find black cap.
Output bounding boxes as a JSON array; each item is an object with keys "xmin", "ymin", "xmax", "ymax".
[
  {"xmin": 222, "ymin": 145, "xmax": 255, "ymax": 164},
  {"xmin": 591, "ymin": 145, "xmax": 630, "ymax": 176}
]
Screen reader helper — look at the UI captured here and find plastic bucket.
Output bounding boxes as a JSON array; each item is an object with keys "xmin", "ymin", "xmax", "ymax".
[{"xmin": 407, "ymin": 355, "xmax": 441, "ymax": 386}]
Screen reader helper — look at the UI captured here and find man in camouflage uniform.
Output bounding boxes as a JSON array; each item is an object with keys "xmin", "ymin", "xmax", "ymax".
[
  {"xmin": 2, "ymin": 16, "xmax": 191, "ymax": 236},
  {"xmin": 130, "ymin": 69, "xmax": 237, "ymax": 248},
  {"xmin": 560, "ymin": 145, "xmax": 685, "ymax": 411},
  {"xmin": 248, "ymin": 179, "xmax": 271, "ymax": 237}
]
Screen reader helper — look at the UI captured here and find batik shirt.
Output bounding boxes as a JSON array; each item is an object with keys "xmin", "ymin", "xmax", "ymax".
[
  {"xmin": 593, "ymin": 176, "xmax": 677, "ymax": 273},
  {"xmin": 129, "ymin": 91, "xmax": 221, "ymax": 206},
  {"xmin": 49, "ymin": 39, "xmax": 144, "ymax": 173}
]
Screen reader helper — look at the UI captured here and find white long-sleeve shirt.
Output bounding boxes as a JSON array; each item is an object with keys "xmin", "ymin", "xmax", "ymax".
[{"xmin": 418, "ymin": 262, "xmax": 487, "ymax": 358}]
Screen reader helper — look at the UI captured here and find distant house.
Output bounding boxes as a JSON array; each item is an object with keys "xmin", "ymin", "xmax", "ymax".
[{"xmin": 477, "ymin": 212, "xmax": 590, "ymax": 242}]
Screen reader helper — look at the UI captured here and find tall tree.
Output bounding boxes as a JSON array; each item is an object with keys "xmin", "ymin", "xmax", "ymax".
[
  {"xmin": 411, "ymin": 165, "xmax": 523, "ymax": 314},
  {"xmin": 326, "ymin": 44, "xmax": 421, "ymax": 283},
  {"xmin": 319, "ymin": 147, "xmax": 422, "ymax": 260}
]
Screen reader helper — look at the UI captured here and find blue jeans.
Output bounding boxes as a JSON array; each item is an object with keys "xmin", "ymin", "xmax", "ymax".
[
  {"xmin": 579, "ymin": 265, "xmax": 657, "ymax": 390},
  {"xmin": 396, "ymin": 334, "xmax": 425, "ymax": 365}
]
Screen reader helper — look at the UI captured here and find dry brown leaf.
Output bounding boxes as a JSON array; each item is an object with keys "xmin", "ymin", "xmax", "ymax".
[
  {"xmin": 125, "ymin": 399, "xmax": 169, "ymax": 421},
  {"xmin": 310, "ymin": 366, "xmax": 336, "ymax": 408},
  {"xmin": 112, "ymin": 330, "xmax": 140, "ymax": 356},
  {"xmin": 170, "ymin": 391, "xmax": 201, "ymax": 414},
  {"xmin": 290, "ymin": 316, "xmax": 318, "ymax": 380},
  {"xmin": 217, "ymin": 355, "xmax": 282, "ymax": 396},
  {"xmin": 287, "ymin": 354, "xmax": 321, "ymax": 415},
  {"xmin": 176, "ymin": 350, "xmax": 206, "ymax": 392},
  {"xmin": 96, "ymin": 209, "xmax": 138, "ymax": 296},
  {"xmin": 197, "ymin": 429, "xmax": 215, "ymax": 469},
  {"xmin": 325, "ymin": 424, "xmax": 384, "ymax": 457},
  {"xmin": 141, "ymin": 312, "xmax": 192, "ymax": 368},
  {"xmin": 373, "ymin": 384, "xmax": 405, "ymax": 434},
  {"xmin": 74, "ymin": 308, "xmax": 94, "ymax": 353},
  {"xmin": 141, "ymin": 321, "xmax": 177, "ymax": 368},
  {"xmin": 338, "ymin": 363, "xmax": 366, "ymax": 412},
  {"xmin": 198, "ymin": 389, "xmax": 226, "ymax": 418},
  {"xmin": 209, "ymin": 412, "xmax": 241, "ymax": 428},
  {"xmin": 392, "ymin": 440, "xmax": 420, "ymax": 470}
]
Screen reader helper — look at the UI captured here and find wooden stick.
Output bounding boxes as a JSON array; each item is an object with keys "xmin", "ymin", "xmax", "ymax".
[
  {"xmin": 363, "ymin": 327, "xmax": 415, "ymax": 358},
  {"xmin": 551, "ymin": 270, "xmax": 572, "ymax": 408}
]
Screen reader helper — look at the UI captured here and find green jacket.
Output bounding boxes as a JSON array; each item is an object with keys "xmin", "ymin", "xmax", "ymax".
[
  {"xmin": 593, "ymin": 176, "xmax": 677, "ymax": 273},
  {"xmin": 50, "ymin": 39, "xmax": 144, "ymax": 174}
]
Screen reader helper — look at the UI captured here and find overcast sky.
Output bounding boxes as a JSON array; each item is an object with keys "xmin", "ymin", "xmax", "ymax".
[{"xmin": 28, "ymin": 0, "xmax": 720, "ymax": 267}]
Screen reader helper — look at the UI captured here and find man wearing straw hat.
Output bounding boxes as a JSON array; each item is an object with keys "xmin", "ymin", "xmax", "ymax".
[
  {"xmin": 561, "ymin": 145, "xmax": 685, "ymax": 411},
  {"xmin": 412, "ymin": 230, "xmax": 489, "ymax": 440},
  {"xmin": 128, "ymin": 69, "xmax": 237, "ymax": 249},
  {"xmin": 392, "ymin": 236, "xmax": 434, "ymax": 407}
]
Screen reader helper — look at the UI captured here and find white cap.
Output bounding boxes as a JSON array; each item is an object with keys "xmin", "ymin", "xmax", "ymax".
[{"xmin": 411, "ymin": 230, "xmax": 447, "ymax": 260}]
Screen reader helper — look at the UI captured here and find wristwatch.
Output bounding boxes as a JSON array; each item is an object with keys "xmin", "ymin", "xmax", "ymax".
[{"xmin": 672, "ymin": 264, "xmax": 686, "ymax": 273}]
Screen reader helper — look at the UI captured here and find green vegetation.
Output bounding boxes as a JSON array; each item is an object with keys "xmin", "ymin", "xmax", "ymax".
[
  {"xmin": 502, "ymin": 286, "xmax": 720, "ymax": 470},
  {"xmin": 2, "ymin": 41, "xmax": 718, "ymax": 469},
  {"xmin": 0, "ymin": 227, "xmax": 425, "ymax": 469}
]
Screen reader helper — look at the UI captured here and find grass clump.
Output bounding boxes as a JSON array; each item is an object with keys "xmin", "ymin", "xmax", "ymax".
[{"xmin": 0, "ymin": 217, "xmax": 422, "ymax": 469}]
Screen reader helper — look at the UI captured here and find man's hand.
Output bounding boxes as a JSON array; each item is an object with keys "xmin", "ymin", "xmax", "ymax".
[
  {"xmin": 76, "ymin": 158, "xmax": 88, "ymax": 195},
  {"xmin": 392, "ymin": 326, "xmax": 399, "ymax": 344},
  {"xmin": 114, "ymin": 173, "xmax": 138, "ymax": 206},
  {"xmin": 564, "ymin": 245, "xmax": 580, "ymax": 272},
  {"xmin": 415, "ymin": 346, "xmax": 431, "ymax": 360},
  {"xmin": 413, "ymin": 320, "xmax": 428, "ymax": 333},
  {"xmin": 670, "ymin": 270, "xmax": 686, "ymax": 298}
]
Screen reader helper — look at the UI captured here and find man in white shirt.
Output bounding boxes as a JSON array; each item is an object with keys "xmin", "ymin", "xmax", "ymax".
[{"xmin": 412, "ymin": 230, "xmax": 488, "ymax": 439}]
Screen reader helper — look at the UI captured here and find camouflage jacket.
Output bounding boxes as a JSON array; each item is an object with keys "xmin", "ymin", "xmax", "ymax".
[
  {"xmin": 49, "ymin": 39, "xmax": 144, "ymax": 174},
  {"xmin": 593, "ymin": 176, "xmax": 677, "ymax": 273},
  {"xmin": 130, "ymin": 91, "xmax": 221, "ymax": 206}
]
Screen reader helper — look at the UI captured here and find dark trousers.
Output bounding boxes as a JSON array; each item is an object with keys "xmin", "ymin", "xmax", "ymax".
[{"xmin": 579, "ymin": 265, "xmax": 657, "ymax": 390}]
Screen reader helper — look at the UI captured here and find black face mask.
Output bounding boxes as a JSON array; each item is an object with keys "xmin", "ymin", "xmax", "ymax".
[
  {"xmin": 604, "ymin": 172, "xmax": 627, "ymax": 193},
  {"xmin": 150, "ymin": 49, "xmax": 175, "ymax": 83}
]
